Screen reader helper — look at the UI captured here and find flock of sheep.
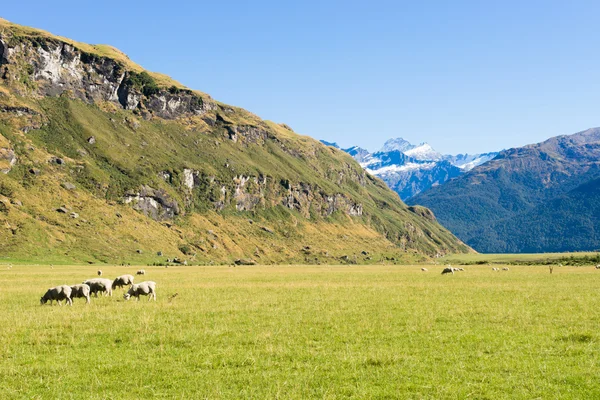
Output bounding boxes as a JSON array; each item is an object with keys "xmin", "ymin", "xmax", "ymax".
[
  {"xmin": 36, "ymin": 262, "xmax": 600, "ymax": 305},
  {"xmin": 40, "ymin": 269, "xmax": 156, "ymax": 306},
  {"xmin": 428, "ymin": 265, "xmax": 510, "ymax": 274},
  {"xmin": 440, "ymin": 266, "xmax": 466, "ymax": 274}
]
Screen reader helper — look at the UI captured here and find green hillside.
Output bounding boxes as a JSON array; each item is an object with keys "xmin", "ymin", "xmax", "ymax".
[
  {"xmin": 409, "ymin": 128, "xmax": 600, "ymax": 253},
  {"xmin": 468, "ymin": 177, "xmax": 600, "ymax": 253},
  {"xmin": 0, "ymin": 19, "xmax": 470, "ymax": 264}
]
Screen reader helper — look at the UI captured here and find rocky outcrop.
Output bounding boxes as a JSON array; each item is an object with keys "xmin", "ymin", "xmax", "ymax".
[
  {"xmin": 182, "ymin": 169, "xmax": 195, "ymax": 190},
  {"xmin": 124, "ymin": 186, "xmax": 180, "ymax": 220},
  {"xmin": 116, "ymin": 83, "xmax": 140, "ymax": 110},
  {"xmin": 145, "ymin": 91, "xmax": 210, "ymax": 119},
  {"xmin": 180, "ymin": 171, "xmax": 363, "ymax": 218},
  {"xmin": 225, "ymin": 125, "xmax": 269, "ymax": 145},
  {"xmin": 233, "ymin": 175, "xmax": 265, "ymax": 211},
  {"xmin": 0, "ymin": 147, "xmax": 16, "ymax": 174},
  {"xmin": 0, "ymin": 39, "xmax": 7, "ymax": 64},
  {"xmin": 408, "ymin": 205, "xmax": 436, "ymax": 221},
  {"xmin": 0, "ymin": 34, "xmax": 214, "ymax": 119}
]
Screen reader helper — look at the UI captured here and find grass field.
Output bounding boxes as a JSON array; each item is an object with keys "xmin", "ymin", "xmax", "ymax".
[{"xmin": 1, "ymin": 264, "xmax": 599, "ymax": 399}]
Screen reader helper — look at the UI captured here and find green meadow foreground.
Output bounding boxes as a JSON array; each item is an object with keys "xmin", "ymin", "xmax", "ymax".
[{"xmin": 1, "ymin": 265, "xmax": 599, "ymax": 399}]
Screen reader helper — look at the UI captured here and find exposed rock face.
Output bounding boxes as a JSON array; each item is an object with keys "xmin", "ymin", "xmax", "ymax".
[
  {"xmin": 0, "ymin": 147, "xmax": 16, "ymax": 173},
  {"xmin": 124, "ymin": 186, "xmax": 180, "ymax": 220},
  {"xmin": 145, "ymin": 92, "xmax": 209, "ymax": 119},
  {"xmin": 233, "ymin": 175, "xmax": 264, "ymax": 211},
  {"xmin": 0, "ymin": 33, "xmax": 370, "ymax": 222},
  {"xmin": 0, "ymin": 35, "xmax": 214, "ymax": 119},
  {"xmin": 408, "ymin": 205, "xmax": 436, "ymax": 221},
  {"xmin": 225, "ymin": 125, "xmax": 268, "ymax": 145},
  {"xmin": 116, "ymin": 83, "xmax": 140, "ymax": 110},
  {"xmin": 0, "ymin": 39, "xmax": 7, "ymax": 64},
  {"xmin": 182, "ymin": 169, "xmax": 195, "ymax": 190},
  {"xmin": 178, "ymin": 171, "xmax": 364, "ymax": 218}
]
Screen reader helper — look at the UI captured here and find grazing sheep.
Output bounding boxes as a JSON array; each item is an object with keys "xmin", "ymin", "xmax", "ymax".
[
  {"xmin": 83, "ymin": 278, "xmax": 113, "ymax": 297},
  {"xmin": 441, "ymin": 267, "xmax": 454, "ymax": 275},
  {"xmin": 124, "ymin": 281, "xmax": 156, "ymax": 301},
  {"xmin": 492, "ymin": 268, "xmax": 499, "ymax": 271},
  {"xmin": 595, "ymin": 265, "xmax": 600, "ymax": 270},
  {"xmin": 456, "ymin": 268, "xmax": 465, "ymax": 272},
  {"xmin": 40, "ymin": 285, "xmax": 72, "ymax": 306},
  {"xmin": 421, "ymin": 267, "xmax": 428, "ymax": 272},
  {"xmin": 502, "ymin": 267, "xmax": 510, "ymax": 271},
  {"xmin": 112, "ymin": 274, "xmax": 135, "ymax": 290},
  {"xmin": 69, "ymin": 284, "xmax": 91, "ymax": 304},
  {"xmin": 136, "ymin": 269, "xmax": 146, "ymax": 276},
  {"xmin": 97, "ymin": 270, "xmax": 103, "ymax": 276}
]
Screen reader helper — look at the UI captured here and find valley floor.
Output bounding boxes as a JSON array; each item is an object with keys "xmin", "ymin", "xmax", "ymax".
[{"xmin": 0, "ymin": 264, "xmax": 599, "ymax": 398}]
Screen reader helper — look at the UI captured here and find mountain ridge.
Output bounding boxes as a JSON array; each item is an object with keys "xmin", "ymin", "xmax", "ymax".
[
  {"xmin": 409, "ymin": 127, "xmax": 600, "ymax": 253},
  {"xmin": 322, "ymin": 137, "xmax": 498, "ymax": 200}
]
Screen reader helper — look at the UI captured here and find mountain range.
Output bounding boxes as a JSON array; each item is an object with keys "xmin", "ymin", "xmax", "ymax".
[
  {"xmin": 321, "ymin": 139, "xmax": 498, "ymax": 200},
  {"xmin": 409, "ymin": 128, "xmax": 600, "ymax": 253},
  {"xmin": 0, "ymin": 19, "xmax": 470, "ymax": 264}
]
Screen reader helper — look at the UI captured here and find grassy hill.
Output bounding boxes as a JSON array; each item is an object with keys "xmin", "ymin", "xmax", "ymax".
[{"xmin": 0, "ymin": 19, "xmax": 470, "ymax": 265}]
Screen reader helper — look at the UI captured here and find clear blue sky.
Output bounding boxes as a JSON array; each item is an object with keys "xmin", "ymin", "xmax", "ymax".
[{"xmin": 3, "ymin": 1, "xmax": 600, "ymax": 154}]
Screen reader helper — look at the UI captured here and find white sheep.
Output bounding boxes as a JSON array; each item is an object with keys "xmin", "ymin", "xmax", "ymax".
[
  {"xmin": 97, "ymin": 270, "xmax": 103, "ymax": 276},
  {"xmin": 112, "ymin": 274, "xmax": 135, "ymax": 290},
  {"xmin": 502, "ymin": 267, "xmax": 510, "ymax": 271},
  {"xmin": 421, "ymin": 267, "xmax": 428, "ymax": 272},
  {"xmin": 492, "ymin": 267, "xmax": 499, "ymax": 271},
  {"xmin": 83, "ymin": 278, "xmax": 113, "ymax": 297},
  {"xmin": 69, "ymin": 284, "xmax": 91, "ymax": 304},
  {"xmin": 124, "ymin": 281, "xmax": 157, "ymax": 301},
  {"xmin": 595, "ymin": 265, "xmax": 600, "ymax": 270},
  {"xmin": 40, "ymin": 285, "xmax": 72, "ymax": 306},
  {"xmin": 136, "ymin": 269, "xmax": 146, "ymax": 276}
]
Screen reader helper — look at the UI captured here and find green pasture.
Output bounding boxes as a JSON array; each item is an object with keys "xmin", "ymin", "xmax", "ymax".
[{"xmin": 0, "ymin": 264, "xmax": 599, "ymax": 399}]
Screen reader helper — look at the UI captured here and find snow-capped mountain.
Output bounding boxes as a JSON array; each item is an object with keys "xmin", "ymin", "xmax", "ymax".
[
  {"xmin": 380, "ymin": 138, "xmax": 415, "ymax": 153},
  {"xmin": 321, "ymin": 138, "xmax": 499, "ymax": 200},
  {"xmin": 443, "ymin": 152, "xmax": 498, "ymax": 170},
  {"xmin": 358, "ymin": 149, "xmax": 463, "ymax": 200},
  {"xmin": 404, "ymin": 143, "xmax": 443, "ymax": 161}
]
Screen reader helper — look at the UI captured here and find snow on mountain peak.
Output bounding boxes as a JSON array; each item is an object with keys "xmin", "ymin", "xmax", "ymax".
[
  {"xmin": 320, "ymin": 135, "xmax": 498, "ymax": 200},
  {"xmin": 404, "ymin": 143, "xmax": 443, "ymax": 161},
  {"xmin": 380, "ymin": 138, "xmax": 415, "ymax": 153}
]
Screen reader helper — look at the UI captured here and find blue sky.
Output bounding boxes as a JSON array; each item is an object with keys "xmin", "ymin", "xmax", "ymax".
[{"xmin": 2, "ymin": 1, "xmax": 600, "ymax": 154}]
